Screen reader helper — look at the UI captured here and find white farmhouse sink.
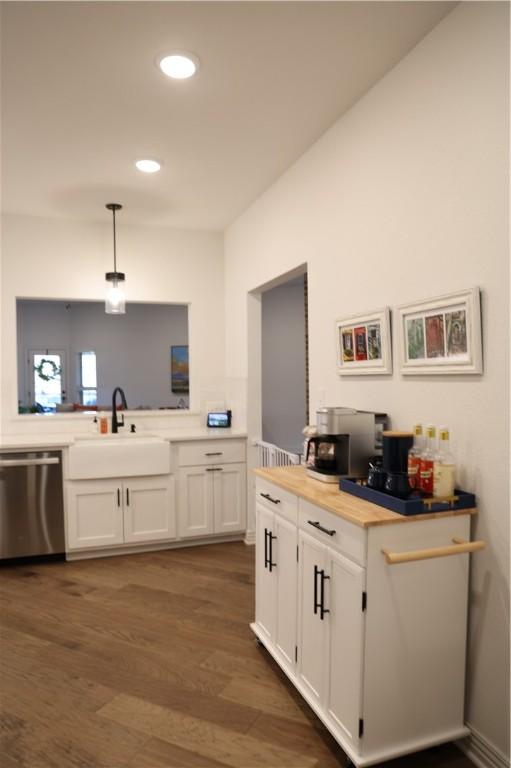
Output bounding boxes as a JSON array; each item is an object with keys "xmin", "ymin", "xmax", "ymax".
[{"xmin": 68, "ymin": 436, "xmax": 169, "ymax": 479}]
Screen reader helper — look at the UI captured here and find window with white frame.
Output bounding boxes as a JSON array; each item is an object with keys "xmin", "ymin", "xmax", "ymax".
[{"xmin": 78, "ymin": 351, "xmax": 97, "ymax": 406}]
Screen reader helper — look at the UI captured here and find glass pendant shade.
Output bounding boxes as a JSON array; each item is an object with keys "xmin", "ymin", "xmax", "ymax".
[
  {"xmin": 105, "ymin": 272, "xmax": 126, "ymax": 314},
  {"xmin": 105, "ymin": 203, "xmax": 126, "ymax": 314}
]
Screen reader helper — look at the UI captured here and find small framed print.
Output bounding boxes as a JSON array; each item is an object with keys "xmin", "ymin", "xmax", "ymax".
[
  {"xmin": 336, "ymin": 308, "xmax": 392, "ymax": 375},
  {"xmin": 397, "ymin": 287, "xmax": 482, "ymax": 375}
]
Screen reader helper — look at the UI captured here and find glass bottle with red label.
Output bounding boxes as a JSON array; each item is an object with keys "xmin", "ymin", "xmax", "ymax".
[
  {"xmin": 407, "ymin": 424, "xmax": 423, "ymax": 491},
  {"xmin": 419, "ymin": 424, "xmax": 436, "ymax": 496}
]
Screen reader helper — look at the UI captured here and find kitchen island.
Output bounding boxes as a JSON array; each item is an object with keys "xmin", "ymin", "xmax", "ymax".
[{"xmin": 252, "ymin": 466, "xmax": 483, "ymax": 768}]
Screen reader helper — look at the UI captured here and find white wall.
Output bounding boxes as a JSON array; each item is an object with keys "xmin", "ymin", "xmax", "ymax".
[
  {"xmin": 261, "ymin": 277, "xmax": 306, "ymax": 453},
  {"xmin": 225, "ymin": 2, "xmax": 509, "ymax": 760},
  {"xmin": 1, "ymin": 215, "xmax": 224, "ymax": 433},
  {"xmin": 17, "ymin": 300, "xmax": 189, "ymax": 410}
]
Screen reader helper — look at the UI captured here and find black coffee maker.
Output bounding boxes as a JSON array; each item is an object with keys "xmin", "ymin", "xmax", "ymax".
[{"xmin": 306, "ymin": 434, "xmax": 350, "ymax": 481}]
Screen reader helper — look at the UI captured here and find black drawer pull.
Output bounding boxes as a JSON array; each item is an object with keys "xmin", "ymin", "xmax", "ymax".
[
  {"xmin": 260, "ymin": 492, "xmax": 281, "ymax": 505},
  {"xmin": 205, "ymin": 452, "xmax": 223, "ymax": 456},
  {"xmin": 308, "ymin": 520, "xmax": 336, "ymax": 536},
  {"xmin": 206, "ymin": 467, "xmax": 223, "ymax": 472}
]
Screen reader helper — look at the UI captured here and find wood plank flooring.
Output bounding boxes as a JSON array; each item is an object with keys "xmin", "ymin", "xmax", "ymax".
[{"xmin": 0, "ymin": 542, "xmax": 473, "ymax": 768}]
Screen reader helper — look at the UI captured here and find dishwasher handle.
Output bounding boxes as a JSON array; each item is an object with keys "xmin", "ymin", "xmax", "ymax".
[{"xmin": 0, "ymin": 457, "xmax": 60, "ymax": 468}]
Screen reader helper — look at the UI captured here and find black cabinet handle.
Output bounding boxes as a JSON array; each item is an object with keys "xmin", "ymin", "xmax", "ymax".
[
  {"xmin": 206, "ymin": 467, "xmax": 223, "ymax": 472},
  {"xmin": 320, "ymin": 571, "xmax": 330, "ymax": 620},
  {"xmin": 205, "ymin": 452, "xmax": 223, "ymax": 457},
  {"xmin": 264, "ymin": 528, "xmax": 269, "ymax": 569},
  {"xmin": 126, "ymin": 488, "xmax": 130, "ymax": 506},
  {"xmin": 260, "ymin": 492, "xmax": 281, "ymax": 505},
  {"xmin": 117, "ymin": 488, "xmax": 121, "ymax": 507},
  {"xmin": 308, "ymin": 520, "xmax": 336, "ymax": 537},
  {"xmin": 268, "ymin": 533, "xmax": 277, "ymax": 572}
]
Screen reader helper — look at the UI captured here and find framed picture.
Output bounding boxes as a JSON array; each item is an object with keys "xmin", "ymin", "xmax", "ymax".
[
  {"xmin": 397, "ymin": 287, "xmax": 482, "ymax": 375},
  {"xmin": 170, "ymin": 345, "xmax": 189, "ymax": 393},
  {"xmin": 335, "ymin": 308, "xmax": 392, "ymax": 375}
]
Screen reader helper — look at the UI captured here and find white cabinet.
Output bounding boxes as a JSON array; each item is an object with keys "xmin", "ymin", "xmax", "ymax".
[
  {"xmin": 254, "ymin": 488, "xmax": 298, "ymax": 670},
  {"xmin": 67, "ymin": 475, "xmax": 175, "ymax": 551},
  {"xmin": 177, "ymin": 440, "xmax": 246, "ymax": 539},
  {"xmin": 67, "ymin": 479, "xmax": 124, "ymax": 550},
  {"xmin": 252, "ymin": 475, "xmax": 475, "ymax": 767}
]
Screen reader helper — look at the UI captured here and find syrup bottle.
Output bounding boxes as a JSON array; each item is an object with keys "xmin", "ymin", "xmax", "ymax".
[
  {"xmin": 433, "ymin": 426, "xmax": 456, "ymax": 497},
  {"xmin": 419, "ymin": 424, "xmax": 436, "ymax": 496},
  {"xmin": 407, "ymin": 424, "xmax": 423, "ymax": 491}
]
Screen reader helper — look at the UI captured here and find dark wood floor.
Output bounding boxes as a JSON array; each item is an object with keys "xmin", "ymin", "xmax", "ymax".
[{"xmin": 0, "ymin": 542, "xmax": 473, "ymax": 768}]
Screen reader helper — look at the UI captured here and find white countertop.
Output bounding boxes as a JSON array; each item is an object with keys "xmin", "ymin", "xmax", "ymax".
[{"xmin": 0, "ymin": 428, "xmax": 247, "ymax": 451}]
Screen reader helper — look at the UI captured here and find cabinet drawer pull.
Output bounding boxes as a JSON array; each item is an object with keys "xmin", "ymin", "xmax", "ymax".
[
  {"xmin": 260, "ymin": 492, "xmax": 280, "ymax": 505},
  {"xmin": 382, "ymin": 537, "xmax": 486, "ymax": 565},
  {"xmin": 320, "ymin": 571, "xmax": 330, "ymax": 620},
  {"xmin": 206, "ymin": 467, "xmax": 223, "ymax": 472},
  {"xmin": 308, "ymin": 520, "xmax": 336, "ymax": 537},
  {"xmin": 205, "ymin": 452, "xmax": 223, "ymax": 456}
]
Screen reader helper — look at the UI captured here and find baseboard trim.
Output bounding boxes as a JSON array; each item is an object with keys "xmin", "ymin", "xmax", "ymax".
[
  {"xmin": 66, "ymin": 533, "xmax": 245, "ymax": 561},
  {"xmin": 244, "ymin": 530, "xmax": 255, "ymax": 545},
  {"xmin": 457, "ymin": 725, "xmax": 510, "ymax": 768}
]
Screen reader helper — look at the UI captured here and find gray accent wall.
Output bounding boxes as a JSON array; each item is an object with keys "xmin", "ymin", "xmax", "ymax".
[{"xmin": 261, "ymin": 277, "xmax": 306, "ymax": 454}]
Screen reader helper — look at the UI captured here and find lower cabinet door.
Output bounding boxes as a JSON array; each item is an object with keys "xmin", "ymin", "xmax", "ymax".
[
  {"xmin": 123, "ymin": 476, "xmax": 176, "ymax": 544},
  {"xmin": 325, "ymin": 549, "xmax": 366, "ymax": 745},
  {"xmin": 67, "ymin": 480, "xmax": 124, "ymax": 550},
  {"xmin": 297, "ymin": 529, "xmax": 328, "ymax": 705},
  {"xmin": 177, "ymin": 466, "xmax": 214, "ymax": 538},
  {"xmin": 274, "ymin": 514, "xmax": 298, "ymax": 667},
  {"xmin": 255, "ymin": 503, "xmax": 276, "ymax": 641},
  {"xmin": 213, "ymin": 463, "xmax": 246, "ymax": 534}
]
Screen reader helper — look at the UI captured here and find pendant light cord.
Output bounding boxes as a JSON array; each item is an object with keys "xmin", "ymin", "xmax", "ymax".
[{"xmin": 112, "ymin": 207, "xmax": 117, "ymax": 274}]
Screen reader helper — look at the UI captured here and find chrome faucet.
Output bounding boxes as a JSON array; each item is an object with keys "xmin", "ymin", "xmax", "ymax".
[{"xmin": 111, "ymin": 387, "xmax": 128, "ymax": 433}]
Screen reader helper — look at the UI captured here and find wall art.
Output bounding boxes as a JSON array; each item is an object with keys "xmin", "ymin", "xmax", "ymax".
[{"xmin": 336, "ymin": 308, "xmax": 392, "ymax": 375}]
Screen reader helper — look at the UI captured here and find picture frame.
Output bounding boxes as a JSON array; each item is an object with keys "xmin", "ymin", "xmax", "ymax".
[
  {"xmin": 397, "ymin": 287, "xmax": 482, "ymax": 375},
  {"xmin": 170, "ymin": 345, "xmax": 189, "ymax": 393},
  {"xmin": 335, "ymin": 307, "xmax": 392, "ymax": 375}
]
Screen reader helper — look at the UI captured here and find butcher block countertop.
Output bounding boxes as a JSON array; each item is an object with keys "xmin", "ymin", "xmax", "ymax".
[{"xmin": 254, "ymin": 466, "xmax": 477, "ymax": 528}]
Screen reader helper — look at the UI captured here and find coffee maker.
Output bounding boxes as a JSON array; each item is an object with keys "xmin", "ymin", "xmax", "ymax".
[{"xmin": 306, "ymin": 407, "xmax": 381, "ymax": 483}]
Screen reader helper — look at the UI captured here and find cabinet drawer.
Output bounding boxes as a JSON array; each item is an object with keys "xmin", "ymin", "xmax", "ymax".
[
  {"xmin": 256, "ymin": 478, "xmax": 298, "ymax": 525},
  {"xmin": 299, "ymin": 499, "xmax": 366, "ymax": 566},
  {"xmin": 177, "ymin": 440, "xmax": 246, "ymax": 467}
]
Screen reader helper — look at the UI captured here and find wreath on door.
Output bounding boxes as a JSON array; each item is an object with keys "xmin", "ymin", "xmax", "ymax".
[{"xmin": 34, "ymin": 358, "xmax": 61, "ymax": 382}]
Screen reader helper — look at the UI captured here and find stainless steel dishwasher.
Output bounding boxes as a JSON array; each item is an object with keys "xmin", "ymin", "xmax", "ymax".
[{"xmin": 0, "ymin": 450, "xmax": 65, "ymax": 559}]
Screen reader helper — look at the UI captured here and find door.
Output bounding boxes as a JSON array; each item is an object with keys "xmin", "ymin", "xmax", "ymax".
[
  {"xmin": 28, "ymin": 350, "xmax": 67, "ymax": 411},
  {"xmin": 123, "ymin": 476, "xmax": 176, "ymax": 544},
  {"xmin": 213, "ymin": 463, "xmax": 246, "ymax": 534},
  {"xmin": 325, "ymin": 548, "xmax": 366, "ymax": 745},
  {"xmin": 67, "ymin": 480, "xmax": 123, "ymax": 550},
  {"xmin": 297, "ymin": 529, "xmax": 328, "ymax": 705},
  {"xmin": 177, "ymin": 466, "xmax": 213, "ymax": 538},
  {"xmin": 274, "ymin": 513, "xmax": 298, "ymax": 668},
  {"xmin": 255, "ymin": 503, "xmax": 276, "ymax": 641}
]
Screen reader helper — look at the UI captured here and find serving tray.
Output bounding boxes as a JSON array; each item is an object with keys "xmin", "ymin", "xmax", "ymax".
[{"xmin": 339, "ymin": 478, "xmax": 476, "ymax": 516}]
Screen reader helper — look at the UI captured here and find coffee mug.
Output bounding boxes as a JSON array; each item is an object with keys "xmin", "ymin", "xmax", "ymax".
[{"xmin": 384, "ymin": 471, "xmax": 412, "ymax": 499}]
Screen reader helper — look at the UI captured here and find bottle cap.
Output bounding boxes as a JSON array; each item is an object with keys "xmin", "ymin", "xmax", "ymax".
[
  {"xmin": 413, "ymin": 423, "xmax": 423, "ymax": 435},
  {"xmin": 439, "ymin": 426, "xmax": 449, "ymax": 440},
  {"xmin": 426, "ymin": 424, "xmax": 436, "ymax": 438}
]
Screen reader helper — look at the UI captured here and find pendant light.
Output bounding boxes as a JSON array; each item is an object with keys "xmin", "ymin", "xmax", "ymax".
[{"xmin": 105, "ymin": 203, "xmax": 126, "ymax": 314}]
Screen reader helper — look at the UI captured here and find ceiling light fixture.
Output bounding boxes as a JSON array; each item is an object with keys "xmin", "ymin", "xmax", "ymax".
[
  {"xmin": 105, "ymin": 203, "xmax": 126, "ymax": 315},
  {"xmin": 135, "ymin": 159, "xmax": 161, "ymax": 174},
  {"xmin": 159, "ymin": 52, "xmax": 199, "ymax": 80}
]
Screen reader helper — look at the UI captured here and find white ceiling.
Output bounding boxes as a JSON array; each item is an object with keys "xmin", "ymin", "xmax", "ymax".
[{"xmin": 1, "ymin": 1, "xmax": 455, "ymax": 231}]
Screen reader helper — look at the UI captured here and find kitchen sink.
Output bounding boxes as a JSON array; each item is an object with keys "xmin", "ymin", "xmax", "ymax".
[{"xmin": 67, "ymin": 435, "xmax": 170, "ymax": 479}]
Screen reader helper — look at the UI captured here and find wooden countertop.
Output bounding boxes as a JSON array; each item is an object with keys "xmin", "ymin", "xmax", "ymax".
[{"xmin": 254, "ymin": 466, "xmax": 477, "ymax": 528}]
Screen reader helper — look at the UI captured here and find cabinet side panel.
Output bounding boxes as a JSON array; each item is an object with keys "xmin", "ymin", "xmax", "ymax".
[
  {"xmin": 363, "ymin": 516, "xmax": 471, "ymax": 755},
  {"xmin": 274, "ymin": 514, "xmax": 298, "ymax": 667}
]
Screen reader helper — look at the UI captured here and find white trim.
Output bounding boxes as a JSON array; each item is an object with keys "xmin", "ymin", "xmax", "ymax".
[
  {"xmin": 457, "ymin": 725, "xmax": 510, "ymax": 768},
  {"xmin": 65, "ymin": 533, "xmax": 245, "ymax": 561},
  {"xmin": 244, "ymin": 529, "xmax": 256, "ymax": 545}
]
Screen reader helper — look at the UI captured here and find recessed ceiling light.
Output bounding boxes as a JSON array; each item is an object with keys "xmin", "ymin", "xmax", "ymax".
[
  {"xmin": 135, "ymin": 159, "xmax": 161, "ymax": 174},
  {"xmin": 159, "ymin": 53, "xmax": 199, "ymax": 80}
]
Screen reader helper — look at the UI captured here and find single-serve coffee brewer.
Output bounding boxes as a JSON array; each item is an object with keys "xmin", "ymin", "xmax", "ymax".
[{"xmin": 306, "ymin": 407, "xmax": 381, "ymax": 483}]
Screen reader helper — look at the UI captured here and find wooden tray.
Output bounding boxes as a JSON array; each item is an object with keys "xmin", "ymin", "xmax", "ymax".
[{"xmin": 339, "ymin": 478, "xmax": 476, "ymax": 516}]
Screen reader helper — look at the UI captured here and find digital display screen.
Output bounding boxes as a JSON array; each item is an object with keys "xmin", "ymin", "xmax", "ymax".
[{"xmin": 207, "ymin": 411, "xmax": 231, "ymax": 428}]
